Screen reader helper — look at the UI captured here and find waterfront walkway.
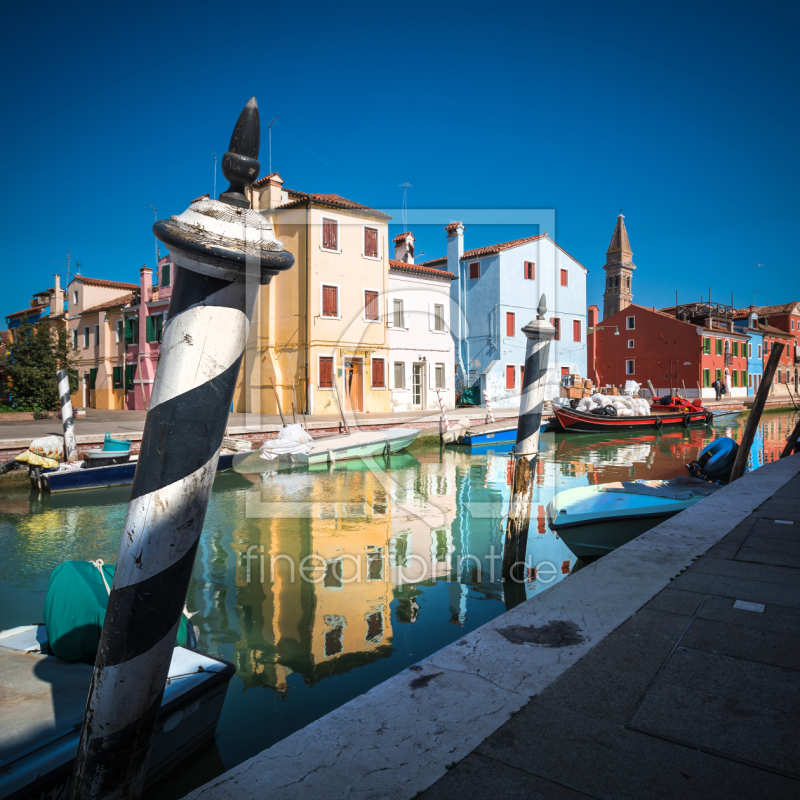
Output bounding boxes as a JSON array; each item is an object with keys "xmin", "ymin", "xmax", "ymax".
[{"xmin": 186, "ymin": 453, "xmax": 800, "ymax": 800}]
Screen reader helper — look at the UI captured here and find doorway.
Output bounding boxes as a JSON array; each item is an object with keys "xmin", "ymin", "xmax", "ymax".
[
  {"xmin": 82, "ymin": 373, "xmax": 90, "ymax": 408},
  {"xmin": 344, "ymin": 358, "xmax": 363, "ymax": 412},
  {"xmin": 412, "ymin": 363, "xmax": 426, "ymax": 410}
]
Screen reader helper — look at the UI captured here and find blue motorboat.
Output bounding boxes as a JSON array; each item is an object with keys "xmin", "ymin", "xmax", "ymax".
[
  {"xmin": 458, "ymin": 420, "xmax": 550, "ymax": 447},
  {"xmin": 711, "ymin": 409, "xmax": 743, "ymax": 422}
]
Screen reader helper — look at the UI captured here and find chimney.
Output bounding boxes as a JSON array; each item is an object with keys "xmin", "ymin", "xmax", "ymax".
[
  {"xmin": 252, "ymin": 172, "xmax": 284, "ymax": 211},
  {"xmin": 53, "ymin": 273, "xmax": 63, "ymax": 315},
  {"xmin": 446, "ymin": 221, "xmax": 464, "ymax": 275},
  {"xmin": 393, "ymin": 231, "xmax": 415, "ymax": 264}
]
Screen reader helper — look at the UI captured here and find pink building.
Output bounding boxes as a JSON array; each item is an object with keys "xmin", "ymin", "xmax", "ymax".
[{"xmin": 124, "ymin": 254, "xmax": 173, "ymax": 409}]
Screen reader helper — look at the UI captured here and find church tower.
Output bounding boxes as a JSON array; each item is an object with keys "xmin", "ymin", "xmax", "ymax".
[{"xmin": 602, "ymin": 214, "xmax": 635, "ymax": 320}]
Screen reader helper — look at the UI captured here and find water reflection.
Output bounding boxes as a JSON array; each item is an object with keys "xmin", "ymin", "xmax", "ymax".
[{"xmin": 0, "ymin": 409, "xmax": 796, "ymax": 797}]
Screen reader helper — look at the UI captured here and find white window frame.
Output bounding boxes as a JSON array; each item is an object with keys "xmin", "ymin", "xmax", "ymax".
[
  {"xmin": 317, "ymin": 353, "xmax": 336, "ymax": 391},
  {"xmin": 625, "ymin": 359, "xmax": 635, "ymax": 375},
  {"xmin": 429, "ymin": 302, "xmax": 446, "ymax": 334},
  {"xmin": 434, "ymin": 362, "xmax": 446, "ymax": 390},
  {"xmin": 626, "ymin": 316, "xmax": 635, "ymax": 330},
  {"xmin": 362, "ymin": 288, "xmax": 381, "ymax": 323},
  {"xmin": 362, "ymin": 225, "xmax": 380, "ymax": 261},
  {"xmin": 468, "ymin": 261, "xmax": 481, "ymax": 280},
  {"xmin": 320, "ymin": 215, "xmax": 341, "ymax": 254},
  {"xmin": 115, "ymin": 319, "xmax": 123, "ymax": 343},
  {"xmin": 83, "ymin": 326, "xmax": 90, "ymax": 349},
  {"xmin": 393, "ymin": 361, "xmax": 407, "ymax": 390},
  {"xmin": 389, "ymin": 297, "xmax": 408, "ymax": 330},
  {"xmin": 505, "ymin": 363, "xmax": 517, "ymax": 391},
  {"xmin": 627, "ymin": 339, "xmax": 634, "ymax": 348},
  {"xmin": 371, "ymin": 357, "xmax": 387, "ymax": 390},
  {"xmin": 73, "ymin": 289, "xmax": 79, "ymax": 305},
  {"xmin": 320, "ymin": 282, "xmax": 341, "ymax": 320},
  {"xmin": 560, "ymin": 268, "xmax": 569, "ymax": 287}
]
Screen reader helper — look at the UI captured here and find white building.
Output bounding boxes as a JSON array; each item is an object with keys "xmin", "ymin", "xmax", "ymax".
[{"xmin": 387, "ymin": 232, "xmax": 457, "ymax": 412}]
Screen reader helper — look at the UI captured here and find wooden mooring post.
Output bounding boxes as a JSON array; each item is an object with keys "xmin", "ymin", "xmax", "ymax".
[
  {"xmin": 503, "ymin": 295, "xmax": 556, "ymax": 600},
  {"xmin": 70, "ymin": 98, "xmax": 295, "ymax": 800}
]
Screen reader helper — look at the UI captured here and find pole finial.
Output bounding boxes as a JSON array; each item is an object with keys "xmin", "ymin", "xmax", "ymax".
[
  {"xmin": 220, "ymin": 97, "xmax": 261, "ymax": 208},
  {"xmin": 537, "ymin": 294, "xmax": 547, "ymax": 320}
]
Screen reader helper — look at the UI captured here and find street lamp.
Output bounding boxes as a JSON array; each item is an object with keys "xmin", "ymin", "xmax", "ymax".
[{"xmin": 588, "ymin": 325, "xmax": 620, "ymax": 335}]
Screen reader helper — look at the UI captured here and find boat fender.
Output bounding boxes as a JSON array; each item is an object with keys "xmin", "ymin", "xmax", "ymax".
[
  {"xmin": 654, "ymin": 416, "xmax": 663, "ymax": 430},
  {"xmin": 706, "ymin": 412, "xmax": 714, "ymax": 425},
  {"xmin": 604, "ymin": 405, "xmax": 617, "ymax": 417},
  {"xmin": 683, "ymin": 414, "xmax": 691, "ymax": 428}
]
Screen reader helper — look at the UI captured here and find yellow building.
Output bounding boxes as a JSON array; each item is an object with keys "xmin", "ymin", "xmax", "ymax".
[
  {"xmin": 66, "ymin": 276, "xmax": 139, "ymax": 409},
  {"xmin": 233, "ymin": 174, "xmax": 392, "ymax": 417}
]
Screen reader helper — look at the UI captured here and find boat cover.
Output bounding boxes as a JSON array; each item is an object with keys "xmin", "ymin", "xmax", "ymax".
[
  {"xmin": 258, "ymin": 423, "xmax": 315, "ymax": 460},
  {"xmin": 43, "ymin": 561, "xmax": 190, "ymax": 664},
  {"xmin": 601, "ymin": 476, "xmax": 722, "ymax": 501}
]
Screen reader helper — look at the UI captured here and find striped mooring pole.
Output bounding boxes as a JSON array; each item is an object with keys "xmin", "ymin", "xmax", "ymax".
[
  {"xmin": 502, "ymin": 294, "xmax": 555, "ymax": 590},
  {"xmin": 436, "ymin": 387, "xmax": 451, "ymax": 431},
  {"xmin": 57, "ymin": 368, "xmax": 77, "ymax": 462},
  {"xmin": 483, "ymin": 390, "xmax": 496, "ymax": 423},
  {"xmin": 70, "ymin": 98, "xmax": 294, "ymax": 800}
]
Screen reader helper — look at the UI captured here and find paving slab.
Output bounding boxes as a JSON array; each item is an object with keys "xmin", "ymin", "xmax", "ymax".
[
  {"xmin": 689, "ymin": 555, "xmax": 800, "ymax": 586},
  {"xmin": 698, "ymin": 595, "xmax": 800, "ymax": 637},
  {"xmin": 670, "ymin": 571, "xmax": 800, "ymax": 608},
  {"xmin": 643, "ymin": 587, "xmax": 707, "ymax": 616}
]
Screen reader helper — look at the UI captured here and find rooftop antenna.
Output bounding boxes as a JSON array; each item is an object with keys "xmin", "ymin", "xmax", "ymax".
[
  {"xmin": 213, "ymin": 150, "xmax": 218, "ymax": 199},
  {"xmin": 268, "ymin": 116, "xmax": 278, "ymax": 174},
  {"xmin": 399, "ymin": 182, "xmax": 412, "ymax": 232},
  {"xmin": 148, "ymin": 204, "xmax": 159, "ymax": 274},
  {"xmin": 50, "ymin": 251, "xmax": 82, "ymax": 287},
  {"xmin": 752, "ymin": 288, "xmax": 763, "ymax": 306}
]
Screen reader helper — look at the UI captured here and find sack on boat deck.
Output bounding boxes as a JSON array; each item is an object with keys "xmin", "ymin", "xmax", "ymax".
[{"xmin": 43, "ymin": 560, "xmax": 191, "ymax": 664}]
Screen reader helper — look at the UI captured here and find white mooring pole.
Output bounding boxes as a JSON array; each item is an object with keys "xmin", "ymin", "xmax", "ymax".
[
  {"xmin": 70, "ymin": 98, "xmax": 295, "ymax": 800},
  {"xmin": 483, "ymin": 390, "xmax": 496, "ymax": 423},
  {"xmin": 502, "ymin": 295, "xmax": 556, "ymax": 594},
  {"xmin": 57, "ymin": 369, "xmax": 78, "ymax": 462}
]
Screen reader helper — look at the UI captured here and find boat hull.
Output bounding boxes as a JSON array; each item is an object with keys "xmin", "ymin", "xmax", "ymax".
[
  {"xmin": 551, "ymin": 512, "xmax": 679, "ymax": 558},
  {"xmin": 554, "ymin": 406, "xmax": 710, "ymax": 433},
  {"xmin": 457, "ymin": 421, "xmax": 550, "ymax": 447}
]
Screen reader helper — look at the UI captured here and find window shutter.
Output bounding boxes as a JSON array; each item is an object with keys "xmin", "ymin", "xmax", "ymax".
[
  {"xmin": 524, "ymin": 261, "xmax": 535, "ymax": 280},
  {"xmin": 386, "ymin": 298, "xmax": 394, "ymax": 327},
  {"xmin": 162, "ymin": 262, "xmax": 171, "ymax": 287},
  {"xmin": 145, "ymin": 316, "xmax": 154, "ymax": 342},
  {"xmin": 372, "ymin": 358, "xmax": 384, "ymax": 388},
  {"xmin": 323, "ymin": 219, "xmax": 338, "ymax": 250},
  {"xmin": 560, "ymin": 269, "xmax": 568, "ymax": 287},
  {"xmin": 319, "ymin": 357, "xmax": 333, "ymax": 388},
  {"xmin": 428, "ymin": 303, "xmax": 435, "ymax": 331},
  {"xmin": 364, "ymin": 228, "xmax": 378, "ymax": 258},
  {"xmin": 322, "ymin": 286, "xmax": 338, "ymax": 317},
  {"xmin": 469, "ymin": 262, "xmax": 480, "ymax": 279},
  {"xmin": 404, "ymin": 309, "xmax": 411, "ymax": 329},
  {"xmin": 506, "ymin": 365, "xmax": 515, "ymax": 390},
  {"xmin": 506, "ymin": 312, "xmax": 515, "ymax": 337},
  {"xmin": 573, "ymin": 320, "xmax": 581, "ymax": 342},
  {"xmin": 365, "ymin": 290, "xmax": 379, "ymax": 320},
  {"xmin": 89, "ymin": 368, "xmax": 98, "ymax": 389}
]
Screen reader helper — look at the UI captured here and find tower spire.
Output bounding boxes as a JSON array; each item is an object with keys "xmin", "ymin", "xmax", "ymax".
[{"xmin": 602, "ymin": 214, "xmax": 636, "ymax": 320}]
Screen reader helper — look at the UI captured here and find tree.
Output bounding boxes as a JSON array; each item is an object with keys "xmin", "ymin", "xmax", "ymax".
[{"xmin": 2, "ymin": 323, "xmax": 77, "ymax": 411}]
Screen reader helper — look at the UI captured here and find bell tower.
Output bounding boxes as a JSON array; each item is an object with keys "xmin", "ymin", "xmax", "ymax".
[{"xmin": 602, "ymin": 214, "xmax": 635, "ymax": 319}]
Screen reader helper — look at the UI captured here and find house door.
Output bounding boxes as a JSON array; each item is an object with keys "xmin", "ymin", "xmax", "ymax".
[
  {"xmin": 344, "ymin": 358, "xmax": 363, "ymax": 412},
  {"xmin": 412, "ymin": 364, "xmax": 425, "ymax": 409}
]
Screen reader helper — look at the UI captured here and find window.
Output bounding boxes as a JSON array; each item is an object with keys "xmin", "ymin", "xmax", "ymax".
[
  {"xmin": 469, "ymin": 262, "xmax": 480, "ymax": 280},
  {"xmin": 433, "ymin": 303, "xmax": 445, "ymax": 332},
  {"xmin": 560, "ymin": 269, "xmax": 568, "ymax": 287},
  {"xmin": 506, "ymin": 312, "xmax": 515, "ymax": 337},
  {"xmin": 125, "ymin": 364, "xmax": 136, "ymax": 390},
  {"xmin": 732, "ymin": 341, "xmax": 739, "ymax": 357},
  {"xmin": 392, "ymin": 298, "xmax": 404, "ymax": 329},
  {"xmin": 703, "ymin": 369, "xmax": 710, "ymax": 387},
  {"xmin": 551, "ymin": 317, "xmax": 561, "ymax": 340},
  {"xmin": 116, "ymin": 319, "xmax": 123, "ymax": 343},
  {"xmin": 94, "ymin": 324, "xmax": 100, "ymax": 346},
  {"xmin": 573, "ymin": 320, "xmax": 581, "ymax": 342},
  {"xmin": 73, "ymin": 290, "xmax": 79, "ymax": 305},
  {"xmin": 625, "ymin": 359, "xmax": 635, "ymax": 375},
  {"xmin": 125, "ymin": 316, "xmax": 139, "ymax": 345},
  {"xmin": 72, "ymin": 329, "xmax": 78, "ymax": 349},
  {"xmin": 628, "ymin": 339, "xmax": 634, "ymax": 348},
  {"xmin": 715, "ymin": 368, "xmax": 722, "ymax": 382},
  {"xmin": 519, "ymin": 364, "xmax": 524, "ymax": 386},
  {"xmin": 319, "ymin": 356, "xmax": 334, "ymax": 389},
  {"xmin": 742, "ymin": 370, "xmax": 748, "ymax": 387},
  {"xmin": 748, "ymin": 343, "xmax": 752, "ymax": 358},
  {"xmin": 792, "ymin": 320, "xmax": 796, "ymax": 331},
  {"xmin": 626, "ymin": 316, "xmax": 635, "ymax": 330},
  {"xmin": 731, "ymin": 370, "xmax": 738, "ymax": 387},
  {"xmin": 161, "ymin": 262, "xmax": 171, "ymax": 287},
  {"xmin": 83, "ymin": 327, "xmax": 90, "ymax": 348},
  {"xmin": 776, "ymin": 370, "xmax": 782, "ymax": 385},
  {"xmin": 112, "ymin": 366, "xmax": 123, "ymax": 389},
  {"xmin": 364, "ymin": 227, "xmax": 378, "ymax": 259},
  {"xmin": 364, "ymin": 290, "xmax": 379, "ymax": 321},
  {"xmin": 371, "ymin": 358, "xmax": 385, "ymax": 388},
  {"xmin": 435, "ymin": 363, "xmax": 444, "ymax": 390},
  {"xmin": 322, "ymin": 217, "xmax": 338, "ymax": 251},
  {"xmin": 146, "ymin": 314, "xmax": 163, "ymax": 343},
  {"xmin": 758, "ymin": 344, "xmax": 762, "ymax": 359},
  {"xmin": 506, "ymin": 364, "xmax": 516, "ymax": 389},
  {"xmin": 394, "ymin": 362, "xmax": 405, "ymax": 389},
  {"xmin": 322, "ymin": 285, "xmax": 339, "ymax": 318},
  {"xmin": 89, "ymin": 367, "xmax": 98, "ymax": 390},
  {"xmin": 715, "ymin": 339, "xmax": 722, "ymax": 355},
  {"xmin": 524, "ymin": 261, "xmax": 535, "ymax": 280},
  {"xmin": 703, "ymin": 337, "xmax": 711, "ymax": 355}
]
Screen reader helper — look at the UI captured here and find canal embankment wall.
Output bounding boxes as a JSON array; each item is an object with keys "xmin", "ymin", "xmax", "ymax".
[{"xmin": 184, "ymin": 452, "xmax": 800, "ymax": 800}]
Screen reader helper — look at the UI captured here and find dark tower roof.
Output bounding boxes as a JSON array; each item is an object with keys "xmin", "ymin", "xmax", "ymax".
[{"xmin": 606, "ymin": 214, "xmax": 633, "ymax": 265}]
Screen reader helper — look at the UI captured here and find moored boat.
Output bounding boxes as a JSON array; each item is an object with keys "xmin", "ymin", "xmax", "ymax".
[
  {"xmin": 554, "ymin": 404, "xmax": 710, "ymax": 433},
  {"xmin": 459, "ymin": 420, "xmax": 550, "ymax": 447}
]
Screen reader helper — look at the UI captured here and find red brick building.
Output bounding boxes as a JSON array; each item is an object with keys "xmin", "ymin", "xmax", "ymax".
[{"xmin": 588, "ymin": 302, "xmax": 750, "ymax": 399}]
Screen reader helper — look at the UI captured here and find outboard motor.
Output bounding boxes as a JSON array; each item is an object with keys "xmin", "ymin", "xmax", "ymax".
[{"xmin": 687, "ymin": 437, "xmax": 739, "ymax": 482}]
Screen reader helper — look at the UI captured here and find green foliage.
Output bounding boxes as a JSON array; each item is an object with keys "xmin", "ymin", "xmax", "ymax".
[{"xmin": 2, "ymin": 323, "xmax": 77, "ymax": 411}]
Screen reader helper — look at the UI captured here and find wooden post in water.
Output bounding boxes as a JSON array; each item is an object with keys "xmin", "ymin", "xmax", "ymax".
[
  {"xmin": 647, "ymin": 379, "xmax": 657, "ymax": 400},
  {"xmin": 270, "ymin": 377, "xmax": 287, "ymax": 427},
  {"xmin": 57, "ymin": 369, "xmax": 78, "ymax": 462},
  {"xmin": 781, "ymin": 415, "xmax": 800, "ymax": 458},
  {"xmin": 729, "ymin": 343, "xmax": 784, "ymax": 483},
  {"xmin": 70, "ymin": 98, "xmax": 295, "ymax": 800},
  {"xmin": 503, "ymin": 295, "xmax": 555, "ymax": 591}
]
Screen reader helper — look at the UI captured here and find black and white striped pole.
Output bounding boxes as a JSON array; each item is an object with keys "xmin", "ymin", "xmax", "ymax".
[
  {"xmin": 502, "ymin": 295, "xmax": 555, "ymax": 589},
  {"xmin": 57, "ymin": 368, "xmax": 78, "ymax": 462},
  {"xmin": 70, "ymin": 98, "xmax": 293, "ymax": 800}
]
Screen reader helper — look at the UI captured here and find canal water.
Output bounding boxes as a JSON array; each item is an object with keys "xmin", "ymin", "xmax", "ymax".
[{"xmin": 0, "ymin": 409, "xmax": 796, "ymax": 796}]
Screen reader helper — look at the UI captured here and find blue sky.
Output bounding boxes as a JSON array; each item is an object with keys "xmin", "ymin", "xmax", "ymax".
[{"xmin": 2, "ymin": 0, "xmax": 798, "ymax": 321}]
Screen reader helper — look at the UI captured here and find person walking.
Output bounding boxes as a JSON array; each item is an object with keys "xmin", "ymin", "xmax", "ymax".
[{"xmin": 713, "ymin": 378, "xmax": 721, "ymax": 401}]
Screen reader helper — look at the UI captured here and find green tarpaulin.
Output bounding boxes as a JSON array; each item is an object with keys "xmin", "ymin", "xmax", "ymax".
[{"xmin": 43, "ymin": 561, "xmax": 190, "ymax": 664}]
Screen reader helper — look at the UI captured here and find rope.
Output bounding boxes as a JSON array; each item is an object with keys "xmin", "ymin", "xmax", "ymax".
[{"xmin": 483, "ymin": 391, "xmax": 496, "ymax": 423}]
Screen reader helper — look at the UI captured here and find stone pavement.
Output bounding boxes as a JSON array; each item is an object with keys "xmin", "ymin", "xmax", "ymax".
[{"xmin": 420, "ymin": 466, "xmax": 800, "ymax": 799}]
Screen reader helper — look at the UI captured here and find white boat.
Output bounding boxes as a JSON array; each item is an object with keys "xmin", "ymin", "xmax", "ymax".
[
  {"xmin": 547, "ymin": 477, "xmax": 722, "ymax": 558},
  {"xmin": 232, "ymin": 427, "xmax": 420, "ymax": 472},
  {"xmin": 0, "ymin": 625, "xmax": 234, "ymax": 800}
]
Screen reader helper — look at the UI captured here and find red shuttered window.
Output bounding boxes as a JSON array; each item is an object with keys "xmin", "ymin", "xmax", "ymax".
[
  {"xmin": 506, "ymin": 312, "xmax": 515, "ymax": 337},
  {"xmin": 520, "ymin": 364, "xmax": 524, "ymax": 386},
  {"xmin": 506, "ymin": 365, "xmax": 516, "ymax": 389},
  {"xmin": 364, "ymin": 227, "xmax": 378, "ymax": 258},
  {"xmin": 322, "ymin": 218, "xmax": 338, "ymax": 251},
  {"xmin": 319, "ymin": 357, "xmax": 333, "ymax": 389},
  {"xmin": 469, "ymin": 262, "xmax": 480, "ymax": 279},
  {"xmin": 364, "ymin": 290, "xmax": 379, "ymax": 321},
  {"xmin": 560, "ymin": 269, "xmax": 568, "ymax": 287},
  {"xmin": 372, "ymin": 358, "xmax": 385, "ymax": 388},
  {"xmin": 551, "ymin": 317, "xmax": 561, "ymax": 340},
  {"xmin": 524, "ymin": 261, "xmax": 535, "ymax": 280},
  {"xmin": 322, "ymin": 285, "xmax": 339, "ymax": 317},
  {"xmin": 573, "ymin": 320, "xmax": 581, "ymax": 342}
]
